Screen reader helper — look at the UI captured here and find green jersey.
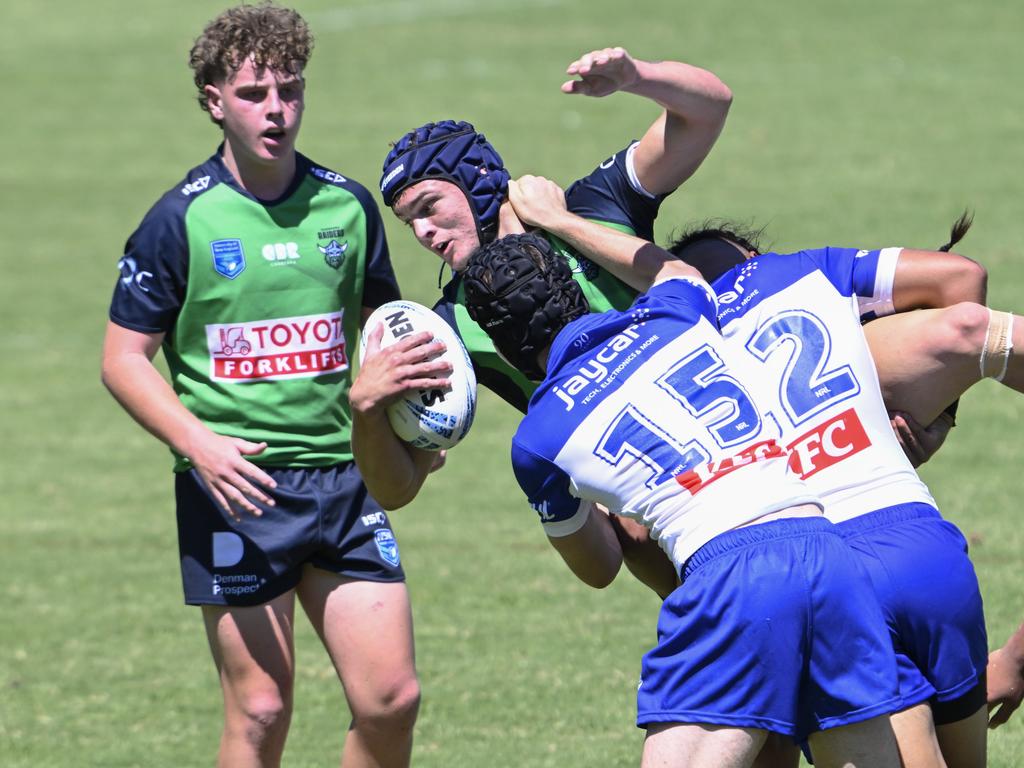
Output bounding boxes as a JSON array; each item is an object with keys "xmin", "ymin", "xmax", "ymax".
[
  {"xmin": 433, "ymin": 142, "xmax": 669, "ymax": 411},
  {"xmin": 109, "ymin": 150, "xmax": 400, "ymax": 469}
]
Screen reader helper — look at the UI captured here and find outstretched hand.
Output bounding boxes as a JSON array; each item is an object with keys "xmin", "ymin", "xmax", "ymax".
[
  {"xmin": 988, "ymin": 644, "xmax": 1024, "ymax": 729},
  {"xmin": 562, "ymin": 46, "xmax": 639, "ymax": 98},
  {"xmin": 889, "ymin": 410, "xmax": 954, "ymax": 467},
  {"xmin": 350, "ymin": 322, "xmax": 451, "ymax": 416},
  {"xmin": 508, "ymin": 175, "xmax": 568, "ymax": 231},
  {"xmin": 185, "ymin": 430, "xmax": 277, "ymax": 521}
]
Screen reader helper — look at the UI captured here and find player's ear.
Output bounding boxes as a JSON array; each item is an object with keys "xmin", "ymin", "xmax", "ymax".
[{"xmin": 205, "ymin": 84, "xmax": 224, "ymax": 122}]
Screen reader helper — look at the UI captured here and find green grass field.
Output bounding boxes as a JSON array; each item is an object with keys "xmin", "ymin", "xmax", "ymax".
[{"xmin": 3, "ymin": 0, "xmax": 1024, "ymax": 765}]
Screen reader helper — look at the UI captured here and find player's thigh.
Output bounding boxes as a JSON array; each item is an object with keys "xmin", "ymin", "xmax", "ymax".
[
  {"xmin": 297, "ymin": 567, "xmax": 417, "ymax": 712},
  {"xmin": 888, "ymin": 703, "xmax": 946, "ymax": 768},
  {"xmin": 935, "ymin": 705, "xmax": 986, "ymax": 768},
  {"xmin": 864, "ymin": 307, "xmax": 985, "ymax": 424},
  {"xmin": 807, "ymin": 713, "xmax": 900, "ymax": 768},
  {"xmin": 642, "ymin": 722, "xmax": 766, "ymax": 768},
  {"xmin": 202, "ymin": 589, "xmax": 298, "ymax": 708},
  {"xmin": 750, "ymin": 733, "xmax": 799, "ymax": 768}
]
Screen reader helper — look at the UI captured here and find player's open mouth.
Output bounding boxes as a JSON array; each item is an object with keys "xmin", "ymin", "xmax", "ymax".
[{"xmin": 436, "ymin": 241, "xmax": 452, "ymax": 258}]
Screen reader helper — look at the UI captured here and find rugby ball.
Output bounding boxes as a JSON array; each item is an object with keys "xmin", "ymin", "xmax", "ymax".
[{"xmin": 359, "ymin": 300, "xmax": 477, "ymax": 451}]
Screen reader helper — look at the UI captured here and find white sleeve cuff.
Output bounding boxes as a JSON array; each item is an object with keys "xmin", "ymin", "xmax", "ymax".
[
  {"xmin": 625, "ymin": 141, "xmax": 657, "ymax": 200},
  {"xmin": 858, "ymin": 247, "xmax": 902, "ymax": 318},
  {"xmin": 542, "ymin": 499, "xmax": 591, "ymax": 538}
]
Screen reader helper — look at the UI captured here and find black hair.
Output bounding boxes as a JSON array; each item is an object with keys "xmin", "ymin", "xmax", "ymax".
[{"xmin": 667, "ymin": 220, "xmax": 768, "ymax": 282}]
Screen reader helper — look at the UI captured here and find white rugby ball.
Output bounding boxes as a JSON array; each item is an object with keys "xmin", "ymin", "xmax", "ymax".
[{"xmin": 359, "ymin": 300, "xmax": 477, "ymax": 451}]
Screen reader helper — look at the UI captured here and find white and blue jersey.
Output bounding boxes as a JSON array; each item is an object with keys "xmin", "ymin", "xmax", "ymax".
[
  {"xmin": 512, "ymin": 276, "xmax": 818, "ymax": 568},
  {"xmin": 514, "ymin": 275, "xmax": 902, "ymax": 738},
  {"xmin": 712, "ymin": 247, "xmax": 934, "ymax": 520},
  {"xmin": 712, "ymin": 246, "xmax": 987, "ymax": 711}
]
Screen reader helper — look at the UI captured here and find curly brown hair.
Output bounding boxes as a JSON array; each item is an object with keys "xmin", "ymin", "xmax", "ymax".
[{"xmin": 189, "ymin": 2, "xmax": 314, "ymax": 123}]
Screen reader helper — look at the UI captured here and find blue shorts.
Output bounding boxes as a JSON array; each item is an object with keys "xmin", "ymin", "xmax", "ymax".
[
  {"xmin": 837, "ymin": 503, "xmax": 987, "ymax": 709},
  {"xmin": 637, "ymin": 517, "xmax": 900, "ymax": 741},
  {"xmin": 175, "ymin": 463, "xmax": 405, "ymax": 606}
]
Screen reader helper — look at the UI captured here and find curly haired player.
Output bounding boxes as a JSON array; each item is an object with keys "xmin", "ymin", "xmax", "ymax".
[{"xmin": 102, "ymin": 5, "xmax": 425, "ymax": 766}]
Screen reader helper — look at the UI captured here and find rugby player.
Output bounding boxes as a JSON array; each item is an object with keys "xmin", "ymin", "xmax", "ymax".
[
  {"xmin": 505, "ymin": 175, "xmax": 999, "ymax": 767},
  {"xmin": 101, "ymin": 5, "xmax": 422, "ymax": 766},
  {"xmin": 461, "ymin": 232, "xmax": 903, "ymax": 768},
  {"xmin": 353, "ymin": 47, "xmax": 732, "ymax": 504}
]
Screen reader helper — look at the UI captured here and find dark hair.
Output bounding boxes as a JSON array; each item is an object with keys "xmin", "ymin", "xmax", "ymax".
[
  {"xmin": 938, "ymin": 209, "xmax": 974, "ymax": 252},
  {"xmin": 667, "ymin": 220, "xmax": 767, "ymax": 282},
  {"xmin": 189, "ymin": 2, "xmax": 313, "ymax": 124},
  {"xmin": 463, "ymin": 233, "xmax": 589, "ymax": 381}
]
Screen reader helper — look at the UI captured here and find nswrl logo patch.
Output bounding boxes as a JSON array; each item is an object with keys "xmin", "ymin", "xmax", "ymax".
[
  {"xmin": 211, "ymin": 239, "xmax": 246, "ymax": 279},
  {"xmin": 374, "ymin": 528, "xmax": 401, "ymax": 567}
]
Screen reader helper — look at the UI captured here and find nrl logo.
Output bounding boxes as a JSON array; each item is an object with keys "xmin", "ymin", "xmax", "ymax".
[{"xmin": 318, "ymin": 238, "xmax": 349, "ymax": 269}]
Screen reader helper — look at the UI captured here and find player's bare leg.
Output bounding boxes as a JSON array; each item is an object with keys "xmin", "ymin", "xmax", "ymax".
[
  {"xmin": 935, "ymin": 705, "xmax": 987, "ymax": 768},
  {"xmin": 641, "ymin": 723, "xmax": 767, "ymax": 768},
  {"xmin": 203, "ymin": 591, "xmax": 298, "ymax": 768},
  {"xmin": 865, "ymin": 303, "xmax": 1021, "ymax": 425},
  {"xmin": 750, "ymin": 733, "xmax": 799, "ymax": 768},
  {"xmin": 806, "ymin": 714, "xmax": 901, "ymax": 768},
  {"xmin": 298, "ymin": 567, "xmax": 420, "ymax": 768},
  {"xmin": 889, "ymin": 703, "xmax": 947, "ymax": 768}
]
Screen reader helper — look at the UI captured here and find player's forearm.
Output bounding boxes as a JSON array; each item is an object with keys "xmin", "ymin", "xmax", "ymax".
[
  {"xmin": 101, "ymin": 352, "xmax": 212, "ymax": 457},
  {"xmin": 541, "ymin": 211, "xmax": 695, "ymax": 291},
  {"xmin": 548, "ymin": 506, "xmax": 624, "ymax": 588},
  {"xmin": 351, "ymin": 407, "xmax": 432, "ymax": 510},
  {"xmin": 627, "ymin": 59, "xmax": 732, "ymax": 124}
]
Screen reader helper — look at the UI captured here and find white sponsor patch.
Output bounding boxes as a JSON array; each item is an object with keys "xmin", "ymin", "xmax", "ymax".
[{"xmin": 205, "ymin": 311, "xmax": 348, "ymax": 382}]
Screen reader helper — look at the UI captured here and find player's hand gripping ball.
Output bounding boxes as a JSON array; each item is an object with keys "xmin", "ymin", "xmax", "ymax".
[{"xmin": 359, "ymin": 301, "xmax": 477, "ymax": 451}]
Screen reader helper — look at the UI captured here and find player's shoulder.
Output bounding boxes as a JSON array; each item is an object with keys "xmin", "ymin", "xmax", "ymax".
[
  {"xmin": 127, "ymin": 153, "xmax": 231, "ymax": 244},
  {"xmin": 302, "ymin": 154, "xmax": 379, "ymax": 210}
]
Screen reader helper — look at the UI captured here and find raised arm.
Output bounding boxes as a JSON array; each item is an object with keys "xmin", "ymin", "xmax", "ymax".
[
  {"xmin": 509, "ymin": 175, "xmax": 701, "ymax": 290},
  {"xmin": 563, "ymin": 47, "xmax": 732, "ymax": 194}
]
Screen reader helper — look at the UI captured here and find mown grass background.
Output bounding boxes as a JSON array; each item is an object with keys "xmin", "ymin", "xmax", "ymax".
[{"xmin": 2, "ymin": 0, "xmax": 1023, "ymax": 765}]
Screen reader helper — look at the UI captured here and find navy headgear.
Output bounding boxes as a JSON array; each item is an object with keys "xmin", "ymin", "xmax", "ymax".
[
  {"xmin": 380, "ymin": 120, "xmax": 511, "ymax": 244},
  {"xmin": 463, "ymin": 233, "xmax": 590, "ymax": 381}
]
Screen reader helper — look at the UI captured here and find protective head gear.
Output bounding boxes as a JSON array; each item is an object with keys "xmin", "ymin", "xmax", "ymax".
[
  {"xmin": 463, "ymin": 233, "xmax": 589, "ymax": 381},
  {"xmin": 380, "ymin": 120, "xmax": 510, "ymax": 245}
]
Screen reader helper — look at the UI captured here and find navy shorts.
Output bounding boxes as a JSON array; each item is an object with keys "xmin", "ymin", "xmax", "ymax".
[
  {"xmin": 837, "ymin": 503, "xmax": 987, "ymax": 709},
  {"xmin": 637, "ymin": 517, "xmax": 900, "ymax": 741},
  {"xmin": 175, "ymin": 463, "xmax": 405, "ymax": 606}
]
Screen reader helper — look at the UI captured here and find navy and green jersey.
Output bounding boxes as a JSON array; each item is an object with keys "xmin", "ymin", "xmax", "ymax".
[
  {"xmin": 109, "ymin": 148, "xmax": 400, "ymax": 470},
  {"xmin": 433, "ymin": 141, "xmax": 670, "ymax": 411}
]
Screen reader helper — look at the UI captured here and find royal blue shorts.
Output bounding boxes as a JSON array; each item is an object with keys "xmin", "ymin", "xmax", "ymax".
[
  {"xmin": 837, "ymin": 503, "xmax": 987, "ymax": 710},
  {"xmin": 637, "ymin": 517, "xmax": 900, "ymax": 741},
  {"xmin": 175, "ymin": 463, "xmax": 405, "ymax": 606}
]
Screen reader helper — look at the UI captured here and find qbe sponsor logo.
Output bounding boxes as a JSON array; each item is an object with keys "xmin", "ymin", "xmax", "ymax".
[
  {"xmin": 786, "ymin": 407, "xmax": 871, "ymax": 479},
  {"xmin": 205, "ymin": 311, "xmax": 349, "ymax": 382}
]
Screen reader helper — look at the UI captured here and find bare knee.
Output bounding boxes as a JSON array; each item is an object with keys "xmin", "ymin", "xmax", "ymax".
[
  {"xmin": 230, "ymin": 688, "xmax": 292, "ymax": 745},
  {"xmin": 351, "ymin": 676, "xmax": 421, "ymax": 736},
  {"xmin": 935, "ymin": 302, "xmax": 990, "ymax": 358}
]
